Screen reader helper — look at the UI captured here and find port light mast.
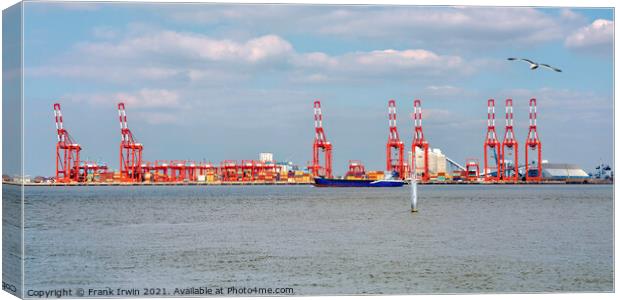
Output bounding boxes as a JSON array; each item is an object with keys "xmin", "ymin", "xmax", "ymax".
[
  {"xmin": 311, "ymin": 100, "xmax": 333, "ymax": 178},
  {"xmin": 525, "ymin": 98, "xmax": 542, "ymax": 182},
  {"xmin": 118, "ymin": 102, "xmax": 144, "ymax": 182},
  {"xmin": 386, "ymin": 100, "xmax": 405, "ymax": 179},
  {"xmin": 502, "ymin": 99, "xmax": 519, "ymax": 182},
  {"xmin": 484, "ymin": 99, "xmax": 502, "ymax": 182},
  {"xmin": 53, "ymin": 103, "xmax": 83, "ymax": 182},
  {"xmin": 412, "ymin": 99, "xmax": 430, "ymax": 182}
]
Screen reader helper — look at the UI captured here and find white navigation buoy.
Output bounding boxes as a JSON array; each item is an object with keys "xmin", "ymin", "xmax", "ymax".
[{"xmin": 411, "ymin": 173, "xmax": 418, "ymax": 213}]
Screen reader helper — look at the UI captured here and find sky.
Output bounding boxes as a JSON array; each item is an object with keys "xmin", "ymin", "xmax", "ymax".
[{"xmin": 14, "ymin": 1, "xmax": 614, "ymax": 177}]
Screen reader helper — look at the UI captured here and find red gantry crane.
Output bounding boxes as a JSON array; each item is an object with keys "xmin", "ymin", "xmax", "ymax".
[
  {"xmin": 502, "ymin": 99, "xmax": 519, "ymax": 182},
  {"xmin": 465, "ymin": 158, "xmax": 480, "ymax": 182},
  {"xmin": 346, "ymin": 160, "xmax": 366, "ymax": 179},
  {"xmin": 484, "ymin": 99, "xmax": 502, "ymax": 182},
  {"xmin": 154, "ymin": 160, "xmax": 169, "ymax": 182},
  {"xmin": 169, "ymin": 160, "xmax": 186, "ymax": 182},
  {"xmin": 525, "ymin": 98, "xmax": 542, "ymax": 182},
  {"xmin": 386, "ymin": 100, "xmax": 405, "ymax": 179},
  {"xmin": 53, "ymin": 103, "xmax": 83, "ymax": 183},
  {"xmin": 118, "ymin": 102, "xmax": 144, "ymax": 182},
  {"xmin": 241, "ymin": 160, "xmax": 256, "ymax": 182},
  {"xmin": 221, "ymin": 160, "xmax": 239, "ymax": 181},
  {"xmin": 310, "ymin": 100, "xmax": 333, "ymax": 178},
  {"xmin": 412, "ymin": 99, "xmax": 429, "ymax": 182}
]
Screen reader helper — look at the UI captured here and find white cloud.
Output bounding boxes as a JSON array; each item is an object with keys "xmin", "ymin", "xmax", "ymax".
[
  {"xmin": 565, "ymin": 19, "xmax": 613, "ymax": 55},
  {"xmin": 132, "ymin": 112, "xmax": 180, "ymax": 125},
  {"xmin": 499, "ymin": 87, "xmax": 612, "ymax": 128},
  {"xmin": 292, "ymin": 52, "xmax": 337, "ymax": 69},
  {"xmin": 76, "ymin": 31, "xmax": 293, "ymax": 63},
  {"xmin": 425, "ymin": 85, "xmax": 465, "ymax": 96},
  {"xmin": 244, "ymin": 35, "xmax": 293, "ymax": 62},
  {"xmin": 117, "ymin": 89, "xmax": 180, "ymax": 108},
  {"xmin": 92, "ymin": 26, "xmax": 118, "ymax": 39},
  {"xmin": 289, "ymin": 73, "xmax": 330, "ymax": 83},
  {"xmin": 292, "ymin": 48, "xmax": 471, "ymax": 80},
  {"xmin": 65, "ymin": 88, "xmax": 180, "ymax": 109},
  {"xmin": 168, "ymin": 6, "xmax": 577, "ymax": 48},
  {"xmin": 28, "ymin": 65, "xmax": 182, "ymax": 81},
  {"xmin": 349, "ymin": 49, "xmax": 461, "ymax": 70},
  {"xmin": 424, "ymin": 108, "xmax": 456, "ymax": 121},
  {"xmin": 31, "ymin": 29, "xmax": 476, "ymax": 85},
  {"xmin": 62, "ymin": 88, "xmax": 184, "ymax": 125},
  {"xmin": 55, "ymin": 2, "xmax": 100, "ymax": 11},
  {"xmin": 559, "ymin": 8, "xmax": 584, "ymax": 22}
]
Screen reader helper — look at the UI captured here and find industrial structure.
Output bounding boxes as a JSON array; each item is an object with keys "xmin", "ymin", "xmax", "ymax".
[
  {"xmin": 501, "ymin": 99, "xmax": 519, "ymax": 182},
  {"xmin": 53, "ymin": 103, "xmax": 83, "ymax": 183},
  {"xmin": 52, "ymin": 102, "xmax": 311, "ymax": 184},
  {"xmin": 477, "ymin": 98, "xmax": 545, "ymax": 183},
  {"xmin": 309, "ymin": 100, "xmax": 333, "ymax": 178},
  {"xmin": 540, "ymin": 163, "xmax": 589, "ymax": 180},
  {"xmin": 412, "ymin": 148, "xmax": 447, "ymax": 180},
  {"xmin": 346, "ymin": 160, "xmax": 366, "ymax": 179},
  {"xmin": 525, "ymin": 98, "xmax": 543, "ymax": 182},
  {"xmin": 412, "ymin": 99, "xmax": 430, "ymax": 182},
  {"xmin": 44, "ymin": 95, "xmax": 598, "ymax": 185},
  {"xmin": 466, "ymin": 158, "xmax": 480, "ymax": 181},
  {"xmin": 118, "ymin": 103, "xmax": 143, "ymax": 182},
  {"xmin": 386, "ymin": 100, "xmax": 405, "ymax": 179},
  {"xmin": 593, "ymin": 163, "xmax": 613, "ymax": 180},
  {"xmin": 483, "ymin": 99, "xmax": 502, "ymax": 182}
]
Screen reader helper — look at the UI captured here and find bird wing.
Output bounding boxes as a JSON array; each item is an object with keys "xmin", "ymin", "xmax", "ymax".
[
  {"xmin": 540, "ymin": 64, "xmax": 562, "ymax": 72},
  {"xmin": 507, "ymin": 58, "xmax": 536, "ymax": 65}
]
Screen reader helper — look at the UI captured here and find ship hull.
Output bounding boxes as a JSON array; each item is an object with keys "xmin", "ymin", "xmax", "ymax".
[{"xmin": 313, "ymin": 177, "xmax": 405, "ymax": 187}]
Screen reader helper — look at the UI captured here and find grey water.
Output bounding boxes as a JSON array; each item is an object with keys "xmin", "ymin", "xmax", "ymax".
[{"xmin": 7, "ymin": 185, "xmax": 614, "ymax": 296}]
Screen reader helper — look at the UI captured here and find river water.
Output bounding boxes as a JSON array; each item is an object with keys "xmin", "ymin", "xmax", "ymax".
[{"xmin": 6, "ymin": 184, "xmax": 614, "ymax": 296}]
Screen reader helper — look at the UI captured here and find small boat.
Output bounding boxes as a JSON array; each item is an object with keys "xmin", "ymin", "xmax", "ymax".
[{"xmin": 313, "ymin": 177, "xmax": 405, "ymax": 187}]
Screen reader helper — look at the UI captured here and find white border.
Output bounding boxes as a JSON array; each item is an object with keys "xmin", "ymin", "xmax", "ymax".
[{"xmin": 0, "ymin": 1, "xmax": 617, "ymax": 300}]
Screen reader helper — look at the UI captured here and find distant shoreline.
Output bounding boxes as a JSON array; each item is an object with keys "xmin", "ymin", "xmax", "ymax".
[
  {"xmin": 2, "ymin": 180, "xmax": 612, "ymax": 186},
  {"xmin": 2, "ymin": 181, "xmax": 312, "ymax": 187}
]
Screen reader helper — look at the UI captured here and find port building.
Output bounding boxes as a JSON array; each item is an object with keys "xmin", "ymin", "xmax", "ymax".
[
  {"xmin": 410, "ymin": 148, "xmax": 447, "ymax": 177},
  {"xmin": 541, "ymin": 163, "xmax": 589, "ymax": 180}
]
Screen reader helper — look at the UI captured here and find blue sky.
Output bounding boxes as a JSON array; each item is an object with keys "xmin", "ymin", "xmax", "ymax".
[{"xmin": 18, "ymin": 2, "xmax": 613, "ymax": 176}]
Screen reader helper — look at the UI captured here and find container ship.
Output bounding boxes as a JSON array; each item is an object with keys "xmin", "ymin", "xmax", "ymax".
[
  {"xmin": 312, "ymin": 162, "xmax": 405, "ymax": 187},
  {"xmin": 312, "ymin": 177, "xmax": 405, "ymax": 187}
]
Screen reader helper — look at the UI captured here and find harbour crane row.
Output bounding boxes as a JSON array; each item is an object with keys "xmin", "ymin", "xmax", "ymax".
[{"xmin": 52, "ymin": 98, "xmax": 542, "ymax": 184}]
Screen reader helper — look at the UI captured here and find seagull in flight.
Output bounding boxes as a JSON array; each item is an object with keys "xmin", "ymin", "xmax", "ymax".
[{"xmin": 507, "ymin": 58, "xmax": 562, "ymax": 72}]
